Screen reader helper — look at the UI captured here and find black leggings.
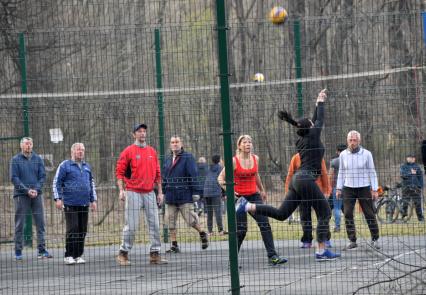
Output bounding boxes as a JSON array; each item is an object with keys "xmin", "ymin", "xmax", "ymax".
[{"xmin": 256, "ymin": 170, "xmax": 331, "ymax": 243}]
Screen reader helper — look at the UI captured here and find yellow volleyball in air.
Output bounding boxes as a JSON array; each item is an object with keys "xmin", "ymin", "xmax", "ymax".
[{"xmin": 269, "ymin": 6, "xmax": 287, "ymax": 25}]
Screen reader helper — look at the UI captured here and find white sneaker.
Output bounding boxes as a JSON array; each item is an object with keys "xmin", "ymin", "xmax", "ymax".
[
  {"xmin": 75, "ymin": 257, "xmax": 86, "ymax": 264},
  {"xmin": 64, "ymin": 257, "xmax": 76, "ymax": 265},
  {"xmin": 371, "ymin": 240, "xmax": 381, "ymax": 250}
]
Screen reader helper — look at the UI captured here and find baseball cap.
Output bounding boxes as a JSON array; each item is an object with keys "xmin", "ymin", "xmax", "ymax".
[{"xmin": 133, "ymin": 123, "xmax": 147, "ymax": 133}]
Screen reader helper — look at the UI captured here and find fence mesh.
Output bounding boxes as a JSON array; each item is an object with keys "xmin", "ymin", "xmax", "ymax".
[{"xmin": 1, "ymin": 0, "xmax": 426, "ymax": 294}]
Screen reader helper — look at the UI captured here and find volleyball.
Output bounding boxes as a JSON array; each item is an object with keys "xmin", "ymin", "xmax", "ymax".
[
  {"xmin": 269, "ymin": 6, "xmax": 287, "ymax": 25},
  {"xmin": 253, "ymin": 73, "xmax": 265, "ymax": 82}
]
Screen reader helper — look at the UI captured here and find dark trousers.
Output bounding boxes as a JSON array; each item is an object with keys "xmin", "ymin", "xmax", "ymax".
[
  {"xmin": 256, "ymin": 171, "xmax": 331, "ymax": 243},
  {"xmin": 402, "ymin": 187, "xmax": 424, "ymax": 220},
  {"xmin": 64, "ymin": 205, "xmax": 89, "ymax": 258},
  {"xmin": 236, "ymin": 193, "xmax": 277, "ymax": 258},
  {"xmin": 205, "ymin": 197, "xmax": 224, "ymax": 232},
  {"xmin": 299, "ymin": 202, "xmax": 331, "ymax": 243},
  {"xmin": 343, "ymin": 186, "xmax": 379, "ymax": 242}
]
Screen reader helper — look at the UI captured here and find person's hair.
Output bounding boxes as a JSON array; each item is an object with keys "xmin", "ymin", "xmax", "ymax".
[
  {"xmin": 336, "ymin": 144, "xmax": 347, "ymax": 152},
  {"xmin": 236, "ymin": 134, "xmax": 252, "ymax": 155},
  {"xmin": 71, "ymin": 143, "xmax": 85, "ymax": 152},
  {"xmin": 20, "ymin": 137, "xmax": 33, "ymax": 144},
  {"xmin": 347, "ymin": 130, "xmax": 361, "ymax": 141},
  {"xmin": 211, "ymin": 154, "xmax": 221, "ymax": 164},
  {"xmin": 170, "ymin": 135, "xmax": 182, "ymax": 142},
  {"xmin": 278, "ymin": 110, "xmax": 313, "ymax": 136}
]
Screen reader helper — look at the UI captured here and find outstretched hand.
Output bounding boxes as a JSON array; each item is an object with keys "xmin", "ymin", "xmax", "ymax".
[{"xmin": 316, "ymin": 88, "xmax": 327, "ymax": 103}]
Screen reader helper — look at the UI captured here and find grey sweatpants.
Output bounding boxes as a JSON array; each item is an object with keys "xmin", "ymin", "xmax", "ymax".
[
  {"xmin": 119, "ymin": 191, "xmax": 161, "ymax": 253},
  {"xmin": 14, "ymin": 195, "xmax": 46, "ymax": 253}
]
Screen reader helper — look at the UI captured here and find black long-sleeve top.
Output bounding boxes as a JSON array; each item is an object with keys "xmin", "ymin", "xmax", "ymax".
[{"xmin": 295, "ymin": 102, "xmax": 325, "ymax": 176}]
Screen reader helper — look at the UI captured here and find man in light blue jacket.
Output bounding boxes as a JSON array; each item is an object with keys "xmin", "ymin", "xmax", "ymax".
[{"xmin": 53, "ymin": 143, "xmax": 97, "ymax": 265}]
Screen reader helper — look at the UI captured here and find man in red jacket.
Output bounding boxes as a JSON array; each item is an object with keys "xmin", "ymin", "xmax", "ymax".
[{"xmin": 116, "ymin": 123, "xmax": 167, "ymax": 266}]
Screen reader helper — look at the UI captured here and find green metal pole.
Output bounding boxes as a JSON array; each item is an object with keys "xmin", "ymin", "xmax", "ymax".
[
  {"xmin": 215, "ymin": 1, "xmax": 240, "ymax": 294},
  {"xmin": 19, "ymin": 32, "xmax": 33, "ymax": 247},
  {"xmin": 293, "ymin": 20, "xmax": 304, "ymax": 117},
  {"xmin": 154, "ymin": 28, "xmax": 168, "ymax": 243}
]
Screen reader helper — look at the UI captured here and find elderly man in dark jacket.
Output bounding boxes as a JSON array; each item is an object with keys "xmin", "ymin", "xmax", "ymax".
[
  {"xmin": 400, "ymin": 154, "xmax": 424, "ymax": 221},
  {"xmin": 163, "ymin": 136, "xmax": 209, "ymax": 253}
]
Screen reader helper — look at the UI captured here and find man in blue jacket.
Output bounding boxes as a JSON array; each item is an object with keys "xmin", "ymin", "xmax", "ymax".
[
  {"xmin": 53, "ymin": 143, "xmax": 97, "ymax": 265},
  {"xmin": 163, "ymin": 136, "xmax": 208, "ymax": 253},
  {"xmin": 400, "ymin": 154, "xmax": 424, "ymax": 222},
  {"xmin": 10, "ymin": 137, "xmax": 51, "ymax": 260}
]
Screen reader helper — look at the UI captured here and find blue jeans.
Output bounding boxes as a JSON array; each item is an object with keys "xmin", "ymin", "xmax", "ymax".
[
  {"xmin": 14, "ymin": 195, "xmax": 46, "ymax": 253},
  {"xmin": 332, "ymin": 188, "xmax": 343, "ymax": 229}
]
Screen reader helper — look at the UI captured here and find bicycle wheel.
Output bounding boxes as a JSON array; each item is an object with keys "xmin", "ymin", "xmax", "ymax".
[
  {"xmin": 395, "ymin": 199, "xmax": 413, "ymax": 223},
  {"xmin": 376, "ymin": 199, "xmax": 397, "ymax": 224}
]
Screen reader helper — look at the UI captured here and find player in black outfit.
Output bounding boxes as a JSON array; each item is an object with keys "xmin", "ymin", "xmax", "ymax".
[{"xmin": 236, "ymin": 89, "xmax": 341, "ymax": 261}]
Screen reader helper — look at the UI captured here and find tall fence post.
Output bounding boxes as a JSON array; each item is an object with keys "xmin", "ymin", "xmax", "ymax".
[
  {"xmin": 215, "ymin": 1, "xmax": 240, "ymax": 294},
  {"xmin": 154, "ymin": 28, "xmax": 168, "ymax": 243},
  {"xmin": 19, "ymin": 32, "xmax": 33, "ymax": 248},
  {"xmin": 293, "ymin": 20, "xmax": 304, "ymax": 117}
]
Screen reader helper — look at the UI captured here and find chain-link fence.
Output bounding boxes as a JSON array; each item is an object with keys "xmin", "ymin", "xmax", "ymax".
[{"xmin": 1, "ymin": 1, "xmax": 425, "ymax": 294}]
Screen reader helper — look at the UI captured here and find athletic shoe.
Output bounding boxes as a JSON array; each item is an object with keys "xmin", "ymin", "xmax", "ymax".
[
  {"xmin": 315, "ymin": 249, "xmax": 341, "ymax": 261},
  {"xmin": 269, "ymin": 255, "xmax": 288, "ymax": 265},
  {"xmin": 15, "ymin": 250, "xmax": 23, "ymax": 261},
  {"xmin": 166, "ymin": 245, "xmax": 181, "ymax": 253},
  {"xmin": 235, "ymin": 197, "xmax": 248, "ymax": 214},
  {"xmin": 149, "ymin": 252, "xmax": 168, "ymax": 265},
  {"xmin": 343, "ymin": 242, "xmax": 358, "ymax": 251},
  {"xmin": 200, "ymin": 232, "xmax": 209, "ymax": 250},
  {"xmin": 64, "ymin": 257, "xmax": 76, "ymax": 265},
  {"xmin": 371, "ymin": 240, "xmax": 381, "ymax": 250},
  {"xmin": 37, "ymin": 250, "xmax": 53, "ymax": 259},
  {"xmin": 75, "ymin": 257, "xmax": 86, "ymax": 264},
  {"xmin": 300, "ymin": 242, "xmax": 312, "ymax": 249},
  {"xmin": 325, "ymin": 240, "xmax": 333, "ymax": 248},
  {"xmin": 116, "ymin": 250, "xmax": 130, "ymax": 266}
]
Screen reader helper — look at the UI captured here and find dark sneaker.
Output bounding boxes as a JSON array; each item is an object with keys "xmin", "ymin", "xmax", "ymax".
[
  {"xmin": 200, "ymin": 232, "xmax": 209, "ymax": 250},
  {"xmin": 315, "ymin": 249, "xmax": 341, "ymax": 261},
  {"xmin": 235, "ymin": 197, "xmax": 248, "ymax": 215},
  {"xmin": 269, "ymin": 255, "xmax": 288, "ymax": 265},
  {"xmin": 300, "ymin": 242, "xmax": 312, "ymax": 249},
  {"xmin": 343, "ymin": 242, "xmax": 358, "ymax": 251},
  {"xmin": 166, "ymin": 245, "xmax": 181, "ymax": 253},
  {"xmin": 37, "ymin": 250, "xmax": 53, "ymax": 259},
  {"xmin": 15, "ymin": 250, "xmax": 23, "ymax": 261}
]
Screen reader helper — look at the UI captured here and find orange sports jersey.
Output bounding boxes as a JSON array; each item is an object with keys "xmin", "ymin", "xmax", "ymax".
[{"xmin": 284, "ymin": 153, "xmax": 331, "ymax": 196}]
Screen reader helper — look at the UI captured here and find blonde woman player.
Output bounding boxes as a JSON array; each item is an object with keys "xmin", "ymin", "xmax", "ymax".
[{"xmin": 218, "ymin": 134, "xmax": 287, "ymax": 266}]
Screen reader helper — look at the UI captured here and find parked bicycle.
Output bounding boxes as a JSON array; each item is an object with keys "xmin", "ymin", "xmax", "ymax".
[{"xmin": 375, "ymin": 183, "xmax": 413, "ymax": 224}]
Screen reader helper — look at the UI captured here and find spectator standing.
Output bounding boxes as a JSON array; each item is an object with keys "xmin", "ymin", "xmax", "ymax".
[
  {"xmin": 10, "ymin": 137, "xmax": 52, "ymax": 261},
  {"xmin": 203, "ymin": 155, "xmax": 226, "ymax": 235},
  {"xmin": 116, "ymin": 124, "xmax": 167, "ymax": 266},
  {"xmin": 53, "ymin": 143, "xmax": 97, "ymax": 265},
  {"xmin": 400, "ymin": 154, "xmax": 424, "ymax": 222}
]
